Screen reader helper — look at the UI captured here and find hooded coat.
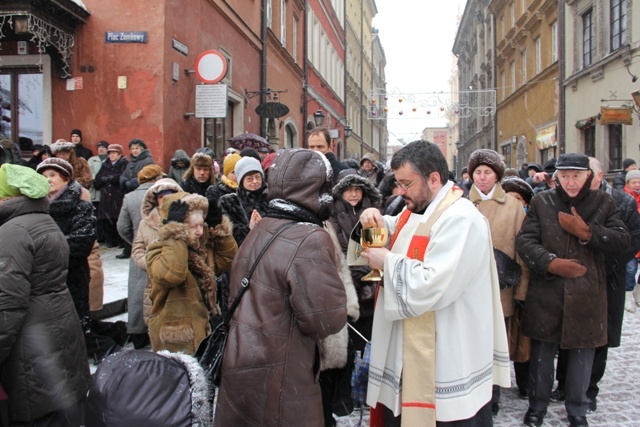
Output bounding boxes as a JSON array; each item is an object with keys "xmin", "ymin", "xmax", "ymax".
[
  {"xmin": 214, "ymin": 149, "xmax": 347, "ymax": 427},
  {"xmin": 516, "ymin": 179, "xmax": 631, "ymax": 348},
  {"xmin": 168, "ymin": 149, "xmax": 191, "ymax": 183},
  {"xmin": 0, "ymin": 196, "xmax": 90, "ymax": 424}
]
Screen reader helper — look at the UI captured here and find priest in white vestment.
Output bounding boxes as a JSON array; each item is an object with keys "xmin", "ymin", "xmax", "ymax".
[{"xmin": 350, "ymin": 140, "xmax": 510, "ymax": 427}]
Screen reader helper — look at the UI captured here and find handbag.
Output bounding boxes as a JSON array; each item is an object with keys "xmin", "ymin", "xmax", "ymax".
[
  {"xmin": 195, "ymin": 222, "xmax": 296, "ymax": 386},
  {"xmin": 493, "ymin": 247, "xmax": 521, "ymax": 290}
]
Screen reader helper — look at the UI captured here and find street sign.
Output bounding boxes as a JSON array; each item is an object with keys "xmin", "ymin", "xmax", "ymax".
[
  {"xmin": 195, "ymin": 84, "xmax": 228, "ymax": 118},
  {"xmin": 194, "ymin": 50, "xmax": 227, "ymax": 84}
]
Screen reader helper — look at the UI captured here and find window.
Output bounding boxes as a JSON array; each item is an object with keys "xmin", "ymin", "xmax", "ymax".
[
  {"xmin": 609, "ymin": 124, "xmax": 622, "ymax": 170},
  {"xmin": 551, "ymin": 21, "xmax": 558, "ymax": 62},
  {"xmin": 611, "ymin": 0, "xmax": 627, "ymax": 51},
  {"xmin": 522, "ymin": 49, "xmax": 527, "ymax": 83},
  {"xmin": 535, "ymin": 37, "xmax": 541, "ymax": 74},
  {"xmin": 267, "ymin": 0, "xmax": 272, "ymax": 28},
  {"xmin": 584, "ymin": 126, "xmax": 596, "ymax": 157},
  {"xmin": 510, "ymin": 61, "xmax": 516, "ymax": 93},
  {"xmin": 500, "ymin": 16, "xmax": 505, "ymax": 40},
  {"xmin": 522, "ymin": 0, "xmax": 527, "ymax": 14},
  {"xmin": 501, "ymin": 70, "xmax": 506, "ymax": 100},
  {"xmin": 510, "ymin": 3, "xmax": 515, "ymax": 28},
  {"xmin": 204, "ymin": 102, "xmax": 234, "ymax": 159},
  {"xmin": 293, "ymin": 17, "xmax": 298, "ymax": 63},
  {"xmin": 280, "ymin": 0, "xmax": 287, "ymax": 45},
  {"xmin": 583, "ymin": 9, "xmax": 593, "ymax": 67}
]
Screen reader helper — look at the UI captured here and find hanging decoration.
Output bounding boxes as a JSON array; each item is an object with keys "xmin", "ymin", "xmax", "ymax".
[
  {"xmin": 575, "ymin": 114, "xmax": 600, "ymax": 131},
  {"xmin": 0, "ymin": 12, "xmax": 76, "ymax": 77}
]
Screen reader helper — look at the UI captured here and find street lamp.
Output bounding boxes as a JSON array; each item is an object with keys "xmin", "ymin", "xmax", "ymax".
[
  {"xmin": 313, "ymin": 109, "xmax": 326, "ymax": 127},
  {"xmin": 344, "ymin": 125, "xmax": 352, "ymax": 138}
]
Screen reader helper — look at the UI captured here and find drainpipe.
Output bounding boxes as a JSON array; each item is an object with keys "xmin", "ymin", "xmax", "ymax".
[
  {"xmin": 261, "ymin": 0, "xmax": 268, "ymax": 138},
  {"xmin": 558, "ymin": 0, "xmax": 565, "ymax": 155},
  {"xmin": 303, "ymin": 0, "xmax": 309, "ymax": 147}
]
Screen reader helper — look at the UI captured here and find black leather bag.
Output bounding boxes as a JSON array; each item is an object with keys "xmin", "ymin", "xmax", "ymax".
[
  {"xmin": 493, "ymin": 248, "xmax": 521, "ymax": 289},
  {"xmin": 195, "ymin": 222, "xmax": 296, "ymax": 386}
]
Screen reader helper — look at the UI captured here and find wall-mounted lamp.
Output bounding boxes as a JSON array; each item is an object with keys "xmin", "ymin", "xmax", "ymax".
[
  {"xmin": 313, "ymin": 109, "xmax": 326, "ymax": 127},
  {"xmin": 13, "ymin": 16, "xmax": 29, "ymax": 34},
  {"xmin": 626, "ymin": 62, "xmax": 638, "ymax": 83},
  {"xmin": 511, "ymin": 135, "xmax": 517, "ymax": 145},
  {"xmin": 344, "ymin": 125, "xmax": 352, "ymax": 139}
]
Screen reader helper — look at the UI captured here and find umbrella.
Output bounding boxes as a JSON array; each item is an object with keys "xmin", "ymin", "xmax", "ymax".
[{"xmin": 227, "ymin": 133, "xmax": 270, "ymax": 151}]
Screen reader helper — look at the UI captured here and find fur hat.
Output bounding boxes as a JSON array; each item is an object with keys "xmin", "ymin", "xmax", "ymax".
[
  {"xmin": 191, "ymin": 152, "xmax": 212, "ymax": 168},
  {"xmin": 501, "ymin": 177, "xmax": 534, "ymax": 204},
  {"xmin": 97, "ymin": 140, "xmax": 110, "ymax": 149},
  {"xmin": 158, "ymin": 191, "xmax": 209, "ymax": 222},
  {"xmin": 50, "ymin": 139, "xmax": 76, "ymax": 154},
  {"xmin": 107, "ymin": 144, "xmax": 124, "ymax": 155},
  {"xmin": 0, "ymin": 164, "xmax": 51, "ymax": 199},
  {"xmin": 223, "ymin": 153, "xmax": 241, "ymax": 176},
  {"xmin": 626, "ymin": 169, "xmax": 640, "ymax": 182},
  {"xmin": 235, "ymin": 156, "xmax": 264, "ymax": 184},
  {"xmin": 137, "ymin": 164, "xmax": 166, "ymax": 184},
  {"xmin": 128, "ymin": 138, "xmax": 147, "ymax": 150},
  {"xmin": 468, "ymin": 149, "xmax": 505, "ymax": 181},
  {"xmin": 623, "ymin": 158, "xmax": 636, "ymax": 169},
  {"xmin": 36, "ymin": 157, "xmax": 74, "ymax": 180},
  {"xmin": 555, "ymin": 153, "xmax": 589, "ymax": 170},
  {"xmin": 70, "ymin": 129, "xmax": 82, "ymax": 140}
]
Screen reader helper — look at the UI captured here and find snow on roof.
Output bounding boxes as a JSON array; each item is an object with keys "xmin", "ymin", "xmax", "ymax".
[{"xmin": 69, "ymin": 0, "xmax": 88, "ymax": 11}]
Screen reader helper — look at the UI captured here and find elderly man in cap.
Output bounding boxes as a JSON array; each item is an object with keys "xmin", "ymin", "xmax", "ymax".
[
  {"xmin": 517, "ymin": 153, "xmax": 630, "ymax": 427},
  {"xmin": 179, "ymin": 152, "xmax": 216, "ymax": 196}
]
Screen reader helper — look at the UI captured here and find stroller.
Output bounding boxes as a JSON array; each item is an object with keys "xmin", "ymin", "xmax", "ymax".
[{"xmin": 85, "ymin": 350, "xmax": 211, "ymax": 427}]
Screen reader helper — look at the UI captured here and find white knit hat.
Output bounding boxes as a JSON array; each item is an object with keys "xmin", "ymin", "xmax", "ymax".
[{"xmin": 234, "ymin": 157, "xmax": 264, "ymax": 184}]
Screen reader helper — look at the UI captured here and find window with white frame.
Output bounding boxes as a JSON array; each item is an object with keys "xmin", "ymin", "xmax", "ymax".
[
  {"xmin": 583, "ymin": 9, "xmax": 593, "ymax": 67},
  {"xmin": 522, "ymin": 49, "xmax": 527, "ymax": 83},
  {"xmin": 267, "ymin": 0, "xmax": 272, "ymax": 28},
  {"xmin": 535, "ymin": 36, "xmax": 541, "ymax": 73},
  {"xmin": 522, "ymin": 0, "xmax": 526, "ymax": 14},
  {"xmin": 500, "ymin": 15, "xmax": 505, "ymax": 40},
  {"xmin": 610, "ymin": 0, "xmax": 627, "ymax": 52},
  {"xmin": 280, "ymin": 0, "xmax": 286, "ymax": 45},
  {"xmin": 551, "ymin": 21, "xmax": 557, "ymax": 62}
]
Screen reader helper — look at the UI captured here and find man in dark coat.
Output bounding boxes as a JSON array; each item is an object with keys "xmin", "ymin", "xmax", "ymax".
[
  {"xmin": 516, "ymin": 153, "xmax": 631, "ymax": 427},
  {"xmin": 307, "ymin": 127, "xmax": 349, "ymax": 184},
  {"xmin": 551, "ymin": 157, "xmax": 640, "ymax": 412},
  {"xmin": 179, "ymin": 152, "xmax": 216, "ymax": 196},
  {"xmin": 119, "ymin": 138, "xmax": 155, "ymax": 193},
  {"xmin": 0, "ymin": 164, "xmax": 90, "ymax": 425},
  {"xmin": 70, "ymin": 128, "xmax": 93, "ymax": 160},
  {"xmin": 612, "ymin": 157, "xmax": 636, "ymax": 190}
]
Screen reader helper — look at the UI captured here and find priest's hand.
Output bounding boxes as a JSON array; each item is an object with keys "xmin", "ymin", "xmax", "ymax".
[
  {"xmin": 360, "ymin": 247, "xmax": 389, "ymax": 271},
  {"xmin": 360, "ymin": 207, "xmax": 385, "ymax": 229}
]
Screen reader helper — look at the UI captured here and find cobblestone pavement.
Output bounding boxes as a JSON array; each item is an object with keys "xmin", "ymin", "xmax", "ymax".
[{"xmin": 101, "ymin": 246, "xmax": 640, "ymax": 427}]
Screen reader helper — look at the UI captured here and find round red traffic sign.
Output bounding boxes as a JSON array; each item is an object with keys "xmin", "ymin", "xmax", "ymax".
[{"xmin": 194, "ymin": 50, "xmax": 227, "ymax": 84}]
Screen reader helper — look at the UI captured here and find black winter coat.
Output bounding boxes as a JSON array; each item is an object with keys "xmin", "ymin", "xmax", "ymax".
[
  {"xmin": 0, "ymin": 196, "xmax": 90, "ymax": 423},
  {"xmin": 612, "ymin": 170, "xmax": 627, "ymax": 190},
  {"xmin": 180, "ymin": 176, "xmax": 210, "ymax": 196},
  {"xmin": 517, "ymin": 184, "xmax": 630, "ymax": 348},
  {"xmin": 220, "ymin": 184, "xmax": 269, "ymax": 247},
  {"xmin": 49, "ymin": 181, "xmax": 97, "ymax": 320},
  {"xmin": 120, "ymin": 149, "xmax": 155, "ymax": 193},
  {"xmin": 95, "ymin": 157, "xmax": 128, "ymax": 219}
]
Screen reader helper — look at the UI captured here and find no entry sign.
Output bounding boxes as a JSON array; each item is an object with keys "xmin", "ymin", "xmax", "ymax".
[{"xmin": 194, "ymin": 50, "xmax": 227, "ymax": 84}]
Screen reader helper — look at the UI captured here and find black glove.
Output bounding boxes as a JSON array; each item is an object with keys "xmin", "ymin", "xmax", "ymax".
[
  {"xmin": 164, "ymin": 199, "xmax": 189, "ymax": 224},
  {"xmin": 205, "ymin": 197, "xmax": 223, "ymax": 227},
  {"xmin": 101, "ymin": 175, "xmax": 112, "ymax": 184}
]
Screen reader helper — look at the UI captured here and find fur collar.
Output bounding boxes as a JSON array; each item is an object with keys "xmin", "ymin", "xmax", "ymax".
[{"xmin": 468, "ymin": 182, "xmax": 507, "ymax": 205}]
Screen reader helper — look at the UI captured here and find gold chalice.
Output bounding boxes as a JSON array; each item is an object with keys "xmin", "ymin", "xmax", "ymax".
[{"xmin": 360, "ymin": 227, "xmax": 389, "ymax": 282}]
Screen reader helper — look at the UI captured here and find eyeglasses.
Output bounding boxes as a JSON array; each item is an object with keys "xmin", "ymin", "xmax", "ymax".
[
  {"xmin": 394, "ymin": 178, "xmax": 419, "ymax": 190},
  {"xmin": 244, "ymin": 174, "xmax": 263, "ymax": 183}
]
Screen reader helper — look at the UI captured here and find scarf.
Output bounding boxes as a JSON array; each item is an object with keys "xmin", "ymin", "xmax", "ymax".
[{"xmin": 187, "ymin": 245, "xmax": 217, "ymax": 316}]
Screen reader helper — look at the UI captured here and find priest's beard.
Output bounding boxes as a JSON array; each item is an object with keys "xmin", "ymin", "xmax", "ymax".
[{"xmin": 403, "ymin": 185, "xmax": 435, "ymax": 215}]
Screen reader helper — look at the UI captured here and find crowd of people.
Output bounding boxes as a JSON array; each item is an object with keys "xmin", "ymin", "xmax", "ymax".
[{"xmin": 1, "ymin": 129, "xmax": 639, "ymax": 427}]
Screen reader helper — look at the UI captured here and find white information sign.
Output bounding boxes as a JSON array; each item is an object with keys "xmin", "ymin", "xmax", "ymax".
[{"xmin": 195, "ymin": 84, "xmax": 228, "ymax": 118}]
